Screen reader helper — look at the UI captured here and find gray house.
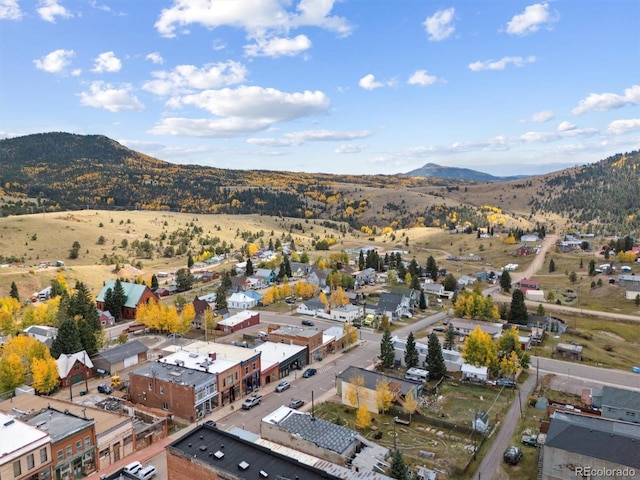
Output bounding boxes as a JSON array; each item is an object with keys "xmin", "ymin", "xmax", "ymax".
[
  {"xmin": 598, "ymin": 385, "xmax": 640, "ymax": 424},
  {"xmin": 91, "ymin": 340, "xmax": 149, "ymax": 374}
]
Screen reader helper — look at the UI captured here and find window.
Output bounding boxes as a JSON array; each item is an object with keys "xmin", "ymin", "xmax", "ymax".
[
  {"xmin": 123, "ymin": 435, "xmax": 132, "ymax": 446},
  {"xmin": 76, "ymin": 440, "xmax": 82, "ymax": 452},
  {"xmin": 84, "ymin": 436, "xmax": 90, "ymax": 449},
  {"xmin": 162, "ymin": 402, "xmax": 168, "ymax": 410},
  {"xmin": 66, "ymin": 446, "xmax": 72, "ymax": 458},
  {"xmin": 13, "ymin": 460, "xmax": 21, "ymax": 476},
  {"xmin": 227, "ymin": 375, "xmax": 233, "ymax": 386},
  {"xmin": 27, "ymin": 453, "xmax": 35, "ymax": 470},
  {"xmin": 148, "ymin": 382, "xmax": 152, "ymax": 391},
  {"xmin": 160, "ymin": 386, "xmax": 164, "ymax": 395},
  {"xmin": 252, "ymin": 362, "xmax": 257, "ymax": 370},
  {"xmin": 245, "ymin": 366, "xmax": 249, "ymax": 374},
  {"xmin": 40, "ymin": 447, "xmax": 48, "ymax": 463},
  {"xmin": 235, "ymin": 372, "xmax": 238, "ymax": 380},
  {"xmin": 57, "ymin": 450, "xmax": 64, "ymax": 462}
]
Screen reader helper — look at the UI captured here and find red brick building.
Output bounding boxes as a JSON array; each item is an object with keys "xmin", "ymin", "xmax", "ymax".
[{"xmin": 56, "ymin": 350, "xmax": 94, "ymax": 388}]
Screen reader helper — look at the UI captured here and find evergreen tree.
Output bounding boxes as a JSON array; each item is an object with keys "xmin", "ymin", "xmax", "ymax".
[
  {"xmin": 68, "ymin": 282, "xmax": 101, "ymax": 332},
  {"xmin": 389, "ymin": 450, "xmax": 409, "ymax": 480},
  {"xmin": 380, "ymin": 328, "xmax": 395, "ymax": 369},
  {"xmin": 151, "ymin": 274, "xmax": 159, "ymax": 291},
  {"xmin": 588, "ymin": 259, "xmax": 596, "ymax": 276},
  {"xmin": 509, "ymin": 289, "xmax": 529, "ymax": 325},
  {"xmin": 444, "ymin": 323, "xmax": 456, "ymax": 350},
  {"xmin": 426, "ymin": 332, "xmax": 446, "ymax": 380},
  {"xmin": 187, "ymin": 254, "xmax": 194, "ymax": 268},
  {"xmin": 549, "ymin": 258, "xmax": 556, "ymax": 273},
  {"xmin": 419, "ymin": 289, "xmax": 427, "ymax": 310},
  {"xmin": 9, "ymin": 281, "xmax": 19, "ymax": 301},
  {"xmin": 215, "ymin": 284, "xmax": 228, "ymax": 311},
  {"xmin": 176, "ymin": 268, "xmax": 194, "ymax": 292},
  {"xmin": 246, "ymin": 258, "xmax": 254, "ymax": 276},
  {"xmin": 358, "ymin": 250, "xmax": 365, "ymax": 270},
  {"xmin": 500, "ymin": 270, "xmax": 512, "ymax": 292},
  {"xmin": 404, "ymin": 331, "xmax": 419, "ymax": 369},
  {"xmin": 221, "ymin": 271, "xmax": 232, "ymax": 289},
  {"xmin": 69, "ymin": 241, "xmax": 80, "ymax": 259},
  {"xmin": 426, "ymin": 255, "xmax": 438, "ymax": 280},
  {"xmin": 77, "ymin": 318, "xmax": 98, "ymax": 355},
  {"xmin": 49, "ymin": 318, "xmax": 83, "ymax": 359},
  {"xmin": 278, "ymin": 254, "xmax": 292, "ymax": 280},
  {"xmin": 442, "ymin": 273, "xmax": 457, "ymax": 292},
  {"xmin": 408, "ymin": 258, "xmax": 419, "ymax": 277}
]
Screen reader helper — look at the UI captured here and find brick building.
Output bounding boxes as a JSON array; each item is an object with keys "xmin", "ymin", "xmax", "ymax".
[
  {"xmin": 0, "ymin": 412, "xmax": 52, "ymax": 480},
  {"xmin": 56, "ymin": 350, "xmax": 94, "ymax": 388},
  {"xmin": 267, "ymin": 325, "xmax": 323, "ymax": 363}
]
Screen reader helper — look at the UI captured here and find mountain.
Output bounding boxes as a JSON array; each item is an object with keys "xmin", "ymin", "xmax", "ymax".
[
  {"xmin": 1, "ymin": 132, "xmax": 639, "ymax": 234},
  {"xmin": 405, "ymin": 163, "xmax": 528, "ymax": 182}
]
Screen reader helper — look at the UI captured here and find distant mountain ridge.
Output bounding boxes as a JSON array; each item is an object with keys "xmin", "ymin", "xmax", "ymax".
[{"xmin": 405, "ymin": 163, "xmax": 529, "ymax": 182}]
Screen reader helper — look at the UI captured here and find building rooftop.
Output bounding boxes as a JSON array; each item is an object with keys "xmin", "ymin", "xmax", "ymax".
[
  {"xmin": 0, "ymin": 412, "xmax": 50, "ymax": 460},
  {"xmin": 96, "ymin": 281, "xmax": 152, "ymax": 309},
  {"xmin": 0, "ymin": 395, "xmax": 130, "ymax": 439},
  {"xmin": 270, "ymin": 325, "xmax": 322, "ymax": 338},
  {"xmin": 218, "ymin": 310, "xmax": 257, "ymax": 327},
  {"xmin": 602, "ymin": 385, "xmax": 640, "ymax": 412},
  {"xmin": 168, "ymin": 423, "xmax": 342, "ymax": 480},
  {"xmin": 56, "ymin": 350, "xmax": 93, "ymax": 378},
  {"xmin": 94, "ymin": 340, "xmax": 148, "ymax": 364},
  {"xmin": 546, "ymin": 411, "xmax": 640, "ymax": 468},
  {"xmin": 24, "ymin": 407, "xmax": 94, "ymax": 443},
  {"xmin": 163, "ymin": 341, "xmax": 259, "ymax": 363},
  {"xmin": 132, "ymin": 357, "xmax": 217, "ymax": 388},
  {"xmin": 263, "ymin": 406, "xmax": 359, "ymax": 455},
  {"xmin": 338, "ymin": 366, "xmax": 420, "ymax": 396},
  {"xmin": 253, "ymin": 341, "xmax": 306, "ymax": 364}
]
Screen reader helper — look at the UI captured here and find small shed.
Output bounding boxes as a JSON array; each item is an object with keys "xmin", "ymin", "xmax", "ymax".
[
  {"xmin": 91, "ymin": 340, "xmax": 148, "ymax": 374},
  {"xmin": 556, "ymin": 343, "xmax": 583, "ymax": 361}
]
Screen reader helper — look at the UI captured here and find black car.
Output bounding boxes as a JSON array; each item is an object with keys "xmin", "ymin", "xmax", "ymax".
[
  {"xmin": 97, "ymin": 384, "xmax": 112, "ymax": 394},
  {"xmin": 496, "ymin": 378, "xmax": 517, "ymax": 389},
  {"xmin": 301, "ymin": 319, "xmax": 314, "ymax": 326},
  {"xmin": 302, "ymin": 368, "xmax": 317, "ymax": 378}
]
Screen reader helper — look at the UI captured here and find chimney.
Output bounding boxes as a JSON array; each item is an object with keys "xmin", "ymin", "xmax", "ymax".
[{"xmin": 208, "ymin": 352, "xmax": 217, "ymax": 361}]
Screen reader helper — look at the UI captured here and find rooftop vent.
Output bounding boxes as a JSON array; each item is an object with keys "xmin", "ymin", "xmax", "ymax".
[
  {"xmin": 189, "ymin": 353, "xmax": 198, "ymax": 358},
  {"xmin": 214, "ymin": 451, "xmax": 224, "ymax": 459},
  {"xmin": 199, "ymin": 445, "xmax": 207, "ymax": 451},
  {"xmin": 259, "ymin": 470, "xmax": 268, "ymax": 478},
  {"xmin": 238, "ymin": 461, "xmax": 249, "ymax": 471},
  {"xmin": 3, "ymin": 419, "xmax": 15, "ymax": 427}
]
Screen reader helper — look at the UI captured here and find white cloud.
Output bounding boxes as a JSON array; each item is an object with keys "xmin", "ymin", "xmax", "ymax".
[
  {"xmin": 572, "ymin": 85, "xmax": 640, "ymax": 115},
  {"xmin": 359, "ymin": 74, "xmax": 395, "ymax": 90},
  {"xmin": 423, "ymin": 8, "xmax": 455, "ymax": 42},
  {"xmin": 606, "ymin": 118, "xmax": 640, "ymax": 135},
  {"xmin": 506, "ymin": 3, "xmax": 557, "ymax": 36},
  {"xmin": 335, "ymin": 144, "xmax": 366, "ymax": 154},
  {"xmin": 528, "ymin": 110, "xmax": 554, "ymax": 123},
  {"xmin": 150, "ymin": 86, "xmax": 330, "ymax": 138},
  {"xmin": 78, "ymin": 81, "xmax": 144, "ymax": 112},
  {"xmin": 92, "ymin": 51, "xmax": 122, "ymax": 73},
  {"xmin": 247, "ymin": 137, "xmax": 294, "ymax": 147},
  {"xmin": 468, "ymin": 55, "xmax": 536, "ymax": 72},
  {"xmin": 33, "ymin": 49, "xmax": 75, "ymax": 74},
  {"xmin": 146, "ymin": 52, "xmax": 164, "ymax": 65},
  {"xmin": 557, "ymin": 121, "xmax": 576, "ymax": 132},
  {"xmin": 155, "ymin": 0, "xmax": 352, "ymax": 38},
  {"xmin": 0, "ymin": 0, "xmax": 22, "ymax": 20},
  {"xmin": 408, "ymin": 70, "xmax": 438, "ymax": 86},
  {"xmin": 284, "ymin": 129, "xmax": 372, "ymax": 143},
  {"xmin": 245, "ymin": 34, "xmax": 311, "ymax": 57},
  {"xmin": 143, "ymin": 61, "xmax": 247, "ymax": 96},
  {"xmin": 37, "ymin": 0, "xmax": 72, "ymax": 23}
]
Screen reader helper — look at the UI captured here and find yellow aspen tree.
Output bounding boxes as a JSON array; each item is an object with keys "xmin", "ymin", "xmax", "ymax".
[
  {"xmin": 356, "ymin": 402, "xmax": 372, "ymax": 429},
  {"xmin": 345, "ymin": 373, "xmax": 365, "ymax": 407},
  {"xmin": 179, "ymin": 303, "xmax": 196, "ymax": 335},
  {"xmin": 462, "ymin": 326, "xmax": 498, "ymax": 369},
  {"xmin": 343, "ymin": 323, "xmax": 358, "ymax": 346},
  {"xmin": 319, "ymin": 291, "xmax": 329, "ymax": 310},
  {"xmin": 31, "ymin": 356, "xmax": 60, "ymax": 394},
  {"xmin": 375, "ymin": 378, "xmax": 395, "ymax": 414},
  {"xmin": 402, "ymin": 394, "xmax": 419, "ymax": 423},
  {"xmin": 0, "ymin": 352, "xmax": 27, "ymax": 393}
]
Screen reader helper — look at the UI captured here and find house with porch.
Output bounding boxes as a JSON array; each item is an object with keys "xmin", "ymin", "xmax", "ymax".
[
  {"xmin": 376, "ymin": 292, "xmax": 411, "ymax": 322},
  {"xmin": 227, "ymin": 292, "xmax": 258, "ymax": 309}
]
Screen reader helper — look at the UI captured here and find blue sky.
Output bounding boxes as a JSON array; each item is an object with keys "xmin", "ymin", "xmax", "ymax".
[{"xmin": 1, "ymin": 0, "xmax": 639, "ymax": 176}]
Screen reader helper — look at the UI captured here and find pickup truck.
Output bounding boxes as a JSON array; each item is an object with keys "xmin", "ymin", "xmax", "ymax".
[{"xmin": 241, "ymin": 395, "xmax": 262, "ymax": 410}]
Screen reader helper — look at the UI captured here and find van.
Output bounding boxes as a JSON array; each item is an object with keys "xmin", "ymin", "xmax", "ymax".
[
  {"xmin": 405, "ymin": 368, "xmax": 429, "ymax": 383},
  {"xmin": 137, "ymin": 465, "xmax": 157, "ymax": 480},
  {"xmin": 363, "ymin": 314, "xmax": 375, "ymax": 326}
]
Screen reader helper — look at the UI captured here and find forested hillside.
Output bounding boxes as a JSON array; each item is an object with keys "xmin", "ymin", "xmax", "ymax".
[{"xmin": 1, "ymin": 133, "xmax": 639, "ymax": 235}]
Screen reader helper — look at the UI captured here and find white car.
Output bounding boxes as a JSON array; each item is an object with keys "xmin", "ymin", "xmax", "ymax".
[
  {"xmin": 124, "ymin": 461, "xmax": 143, "ymax": 476},
  {"xmin": 275, "ymin": 381, "xmax": 291, "ymax": 392},
  {"xmin": 137, "ymin": 465, "xmax": 157, "ymax": 480}
]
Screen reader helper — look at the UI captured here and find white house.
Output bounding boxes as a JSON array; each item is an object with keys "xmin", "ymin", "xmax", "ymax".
[
  {"xmin": 330, "ymin": 304, "xmax": 361, "ymax": 322},
  {"xmin": 227, "ymin": 292, "xmax": 258, "ymax": 309},
  {"xmin": 461, "ymin": 364, "xmax": 488, "ymax": 382},
  {"xmin": 525, "ymin": 289, "xmax": 546, "ymax": 302}
]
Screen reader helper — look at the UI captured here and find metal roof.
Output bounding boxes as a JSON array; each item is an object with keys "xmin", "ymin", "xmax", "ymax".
[{"xmin": 95, "ymin": 340, "xmax": 148, "ymax": 364}]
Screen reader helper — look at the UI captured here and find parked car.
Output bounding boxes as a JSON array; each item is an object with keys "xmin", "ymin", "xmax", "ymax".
[
  {"xmin": 137, "ymin": 465, "xmax": 157, "ymax": 480},
  {"xmin": 124, "ymin": 461, "xmax": 143, "ymax": 476},
  {"xmin": 521, "ymin": 434, "xmax": 538, "ymax": 447},
  {"xmin": 275, "ymin": 381, "xmax": 291, "ymax": 392},
  {"xmin": 503, "ymin": 446, "xmax": 523, "ymax": 465},
  {"xmin": 496, "ymin": 378, "xmax": 517, "ymax": 389},
  {"xmin": 97, "ymin": 384, "xmax": 113, "ymax": 394},
  {"xmin": 204, "ymin": 420, "xmax": 217, "ymax": 428},
  {"xmin": 302, "ymin": 368, "xmax": 317, "ymax": 378},
  {"xmin": 301, "ymin": 319, "xmax": 314, "ymax": 326},
  {"xmin": 241, "ymin": 395, "xmax": 263, "ymax": 410},
  {"xmin": 289, "ymin": 398, "xmax": 305, "ymax": 409}
]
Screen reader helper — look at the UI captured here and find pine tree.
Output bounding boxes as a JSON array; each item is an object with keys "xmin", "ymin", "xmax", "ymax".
[
  {"xmin": 500, "ymin": 269, "xmax": 512, "ymax": 292},
  {"xmin": 404, "ymin": 331, "xmax": 419, "ymax": 369},
  {"xmin": 549, "ymin": 258, "xmax": 556, "ymax": 273},
  {"xmin": 419, "ymin": 289, "xmax": 427, "ymax": 310},
  {"xmin": 426, "ymin": 255, "xmax": 438, "ymax": 280},
  {"xmin": 9, "ymin": 282, "xmax": 19, "ymax": 301},
  {"xmin": 444, "ymin": 323, "xmax": 456, "ymax": 350},
  {"xmin": 215, "ymin": 284, "xmax": 228, "ymax": 311},
  {"xmin": 49, "ymin": 318, "xmax": 83, "ymax": 359},
  {"xmin": 426, "ymin": 332, "xmax": 446, "ymax": 380},
  {"xmin": 187, "ymin": 254, "xmax": 194, "ymax": 268},
  {"xmin": 151, "ymin": 274, "xmax": 159, "ymax": 291},
  {"xmin": 380, "ymin": 328, "xmax": 395, "ymax": 369},
  {"xmin": 246, "ymin": 258, "xmax": 254, "ymax": 276},
  {"xmin": 389, "ymin": 450, "xmax": 409, "ymax": 480},
  {"xmin": 68, "ymin": 282, "xmax": 101, "ymax": 331},
  {"xmin": 77, "ymin": 318, "xmax": 98, "ymax": 355},
  {"xmin": 509, "ymin": 288, "xmax": 529, "ymax": 325}
]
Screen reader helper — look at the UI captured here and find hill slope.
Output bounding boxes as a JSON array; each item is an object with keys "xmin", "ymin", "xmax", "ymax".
[
  {"xmin": 1, "ymin": 133, "xmax": 639, "ymax": 234},
  {"xmin": 405, "ymin": 163, "xmax": 526, "ymax": 182}
]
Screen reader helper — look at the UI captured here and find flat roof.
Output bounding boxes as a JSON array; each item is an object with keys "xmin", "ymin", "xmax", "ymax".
[
  {"xmin": 168, "ymin": 424, "xmax": 341, "ymax": 479},
  {"xmin": 0, "ymin": 395, "xmax": 131, "ymax": 438},
  {"xmin": 132, "ymin": 357, "xmax": 217, "ymax": 387},
  {"xmin": 254, "ymin": 341, "xmax": 307, "ymax": 364},
  {"xmin": 218, "ymin": 310, "xmax": 257, "ymax": 326},
  {"xmin": 0, "ymin": 412, "xmax": 49, "ymax": 459},
  {"xmin": 163, "ymin": 341, "xmax": 259, "ymax": 362},
  {"xmin": 24, "ymin": 407, "xmax": 94, "ymax": 443},
  {"xmin": 270, "ymin": 325, "xmax": 322, "ymax": 338}
]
